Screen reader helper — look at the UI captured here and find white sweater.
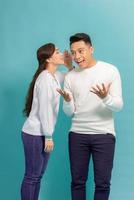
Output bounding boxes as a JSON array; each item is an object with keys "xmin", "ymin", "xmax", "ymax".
[
  {"xmin": 63, "ymin": 61, "xmax": 123, "ymax": 136},
  {"xmin": 22, "ymin": 70, "xmax": 64, "ymax": 137}
]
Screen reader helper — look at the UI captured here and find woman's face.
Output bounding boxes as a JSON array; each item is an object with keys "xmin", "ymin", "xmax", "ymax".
[{"xmin": 48, "ymin": 47, "xmax": 64, "ymax": 65}]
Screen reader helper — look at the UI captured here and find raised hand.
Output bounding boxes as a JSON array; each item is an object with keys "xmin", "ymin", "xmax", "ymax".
[
  {"xmin": 57, "ymin": 88, "xmax": 71, "ymax": 102},
  {"xmin": 90, "ymin": 83, "xmax": 111, "ymax": 99},
  {"xmin": 63, "ymin": 50, "xmax": 73, "ymax": 70}
]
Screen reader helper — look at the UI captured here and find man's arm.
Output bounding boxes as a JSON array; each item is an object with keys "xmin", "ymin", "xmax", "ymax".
[
  {"xmin": 102, "ymin": 69, "xmax": 123, "ymax": 111},
  {"xmin": 91, "ymin": 68, "xmax": 123, "ymax": 112}
]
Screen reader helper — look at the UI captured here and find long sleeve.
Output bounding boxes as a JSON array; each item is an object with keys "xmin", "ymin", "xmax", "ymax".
[
  {"xmin": 38, "ymin": 77, "xmax": 54, "ymax": 137},
  {"xmin": 103, "ymin": 68, "xmax": 123, "ymax": 112},
  {"xmin": 63, "ymin": 76, "xmax": 75, "ymax": 116},
  {"xmin": 55, "ymin": 71, "xmax": 65, "ymax": 84}
]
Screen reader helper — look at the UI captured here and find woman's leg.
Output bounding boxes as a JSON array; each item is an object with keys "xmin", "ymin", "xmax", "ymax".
[{"xmin": 21, "ymin": 132, "xmax": 50, "ymax": 200}]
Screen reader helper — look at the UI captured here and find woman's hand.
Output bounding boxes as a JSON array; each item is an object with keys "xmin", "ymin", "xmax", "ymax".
[
  {"xmin": 57, "ymin": 89, "xmax": 71, "ymax": 102},
  {"xmin": 90, "ymin": 83, "xmax": 111, "ymax": 99},
  {"xmin": 63, "ymin": 50, "xmax": 73, "ymax": 70},
  {"xmin": 44, "ymin": 139, "xmax": 54, "ymax": 153}
]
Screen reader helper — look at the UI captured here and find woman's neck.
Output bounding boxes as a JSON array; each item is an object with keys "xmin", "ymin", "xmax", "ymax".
[{"xmin": 46, "ymin": 64, "xmax": 57, "ymax": 75}]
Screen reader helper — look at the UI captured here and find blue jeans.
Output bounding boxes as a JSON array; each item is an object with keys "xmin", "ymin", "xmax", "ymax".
[
  {"xmin": 69, "ymin": 132, "xmax": 116, "ymax": 200},
  {"xmin": 21, "ymin": 132, "xmax": 50, "ymax": 200}
]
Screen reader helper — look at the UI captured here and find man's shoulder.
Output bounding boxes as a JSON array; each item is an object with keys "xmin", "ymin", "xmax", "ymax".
[
  {"xmin": 99, "ymin": 60, "xmax": 119, "ymax": 73},
  {"xmin": 65, "ymin": 68, "xmax": 78, "ymax": 79}
]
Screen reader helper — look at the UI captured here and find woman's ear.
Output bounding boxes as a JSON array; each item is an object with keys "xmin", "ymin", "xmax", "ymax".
[
  {"xmin": 46, "ymin": 58, "xmax": 52, "ymax": 63},
  {"xmin": 46, "ymin": 58, "xmax": 50, "ymax": 63},
  {"xmin": 46, "ymin": 58, "xmax": 50, "ymax": 62}
]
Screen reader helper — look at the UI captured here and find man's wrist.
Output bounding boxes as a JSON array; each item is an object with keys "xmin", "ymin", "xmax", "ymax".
[
  {"xmin": 68, "ymin": 66, "xmax": 75, "ymax": 71},
  {"xmin": 103, "ymin": 94, "xmax": 111, "ymax": 102}
]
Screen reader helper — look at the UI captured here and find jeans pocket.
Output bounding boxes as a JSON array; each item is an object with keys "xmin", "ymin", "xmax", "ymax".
[{"xmin": 106, "ymin": 133, "xmax": 116, "ymax": 142}]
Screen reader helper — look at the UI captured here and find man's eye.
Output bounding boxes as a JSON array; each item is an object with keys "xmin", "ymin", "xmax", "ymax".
[
  {"xmin": 71, "ymin": 52, "xmax": 75, "ymax": 56},
  {"xmin": 79, "ymin": 50, "xmax": 84, "ymax": 53}
]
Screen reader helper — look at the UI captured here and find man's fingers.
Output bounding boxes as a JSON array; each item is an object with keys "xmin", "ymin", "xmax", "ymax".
[
  {"xmin": 57, "ymin": 89, "xmax": 70, "ymax": 98},
  {"xmin": 96, "ymin": 84, "xmax": 102, "ymax": 91},
  {"xmin": 91, "ymin": 86, "xmax": 99, "ymax": 93},
  {"xmin": 90, "ymin": 85, "xmax": 104, "ymax": 97},
  {"xmin": 57, "ymin": 89, "xmax": 65, "ymax": 96},
  {"xmin": 102, "ymin": 83, "xmax": 106, "ymax": 92},
  {"xmin": 90, "ymin": 90, "xmax": 97, "ymax": 94},
  {"xmin": 64, "ymin": 91, "xmax": 69, "ymax": 96},
  {"xmin": 107, "ymin": 83, "xmax": 112, "ymax": 90},
  {"xmin": 90, "ymin": 82, "xmax": 111, "ymax": 99}
]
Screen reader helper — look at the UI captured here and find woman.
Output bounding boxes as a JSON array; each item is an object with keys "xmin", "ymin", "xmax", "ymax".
[{"xmin": 21, "ymin": 43, "xmax": 73, "ymax": 200}]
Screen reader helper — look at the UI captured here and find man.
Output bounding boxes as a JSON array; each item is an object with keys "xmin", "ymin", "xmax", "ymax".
[{"xmin": 58, "ymin": 33, "xmax": 123, "ymax": 200}]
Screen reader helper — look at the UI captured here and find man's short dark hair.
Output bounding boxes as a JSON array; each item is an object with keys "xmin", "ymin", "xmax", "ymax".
[{"xmin": 70, "ymin": 33, "xmax": 92, "ymax": 46}]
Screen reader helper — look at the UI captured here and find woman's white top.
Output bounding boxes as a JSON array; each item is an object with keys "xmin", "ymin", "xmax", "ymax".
[{"xmin": 22, "ymin": 70, "xmax": 64, "ymax": 137}]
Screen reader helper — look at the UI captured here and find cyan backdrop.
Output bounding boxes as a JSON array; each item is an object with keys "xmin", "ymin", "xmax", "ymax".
[{"xmin": 0, "ymin": 0, "xmax": 134, "ymax": 199}]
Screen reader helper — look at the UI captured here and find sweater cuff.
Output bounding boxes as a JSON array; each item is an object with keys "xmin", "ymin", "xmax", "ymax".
[
  {"xmin": 102, "ymin": 94, "xmax": 111, "ymax": 103},
  {"xmin": 45, "ymin": 135, "xmax": 53, "ymax": 140},
  {"xmin": 64, "ymin": 99, "xmax": 74, "ymax": 106}
]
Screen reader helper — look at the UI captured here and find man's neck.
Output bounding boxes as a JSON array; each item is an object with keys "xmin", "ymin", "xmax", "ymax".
[{"xmin": 86, "ymin": 59, "xmax": 97, "ymax": 69}]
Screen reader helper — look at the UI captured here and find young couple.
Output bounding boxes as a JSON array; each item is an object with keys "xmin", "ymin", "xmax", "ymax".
[{"xmin": 21, "ymin": 33, "xmax": 123, "ymax": 200}]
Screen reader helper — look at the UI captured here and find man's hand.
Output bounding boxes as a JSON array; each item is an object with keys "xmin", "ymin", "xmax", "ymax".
[
  {"xmin": 57, "ymin": 88, "xmax": 71, "ymax": 102},
  {"xmin": 63, "ymin": 50, "xmax": 73, "ymax": 70},
  {"xmin": 44, "ymin": 139, "xmax": 54, "ymax": 153},
  {"xmin": 90, "ymin": 83, "xmax": 111, "ymax": 99}
]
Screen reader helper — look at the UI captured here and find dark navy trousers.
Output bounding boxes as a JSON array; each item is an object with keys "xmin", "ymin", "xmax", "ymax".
[
  {"xmin": 69, "ymin": 132, "xmax": 116, "ymax": 200},
  {"xmin": 21, "ymin": 132, "xmax": 50, "ymax": 200}
]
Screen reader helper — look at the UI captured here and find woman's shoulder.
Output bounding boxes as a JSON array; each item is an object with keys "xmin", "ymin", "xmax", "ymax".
[
  {"xmin": 38, "ymin": 70, "xmax": 49, "ymax": 80},
  {"xmin": 36, "ymin": 70, "xmax": 49, "ymax": 86}
]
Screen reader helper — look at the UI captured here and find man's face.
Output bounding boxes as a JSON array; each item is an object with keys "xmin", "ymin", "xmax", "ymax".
[{"xmin": 70, "ymin": 40, "xmax": 94, "ymax": 69}]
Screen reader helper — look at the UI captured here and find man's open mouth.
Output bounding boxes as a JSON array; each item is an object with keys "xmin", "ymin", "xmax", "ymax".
[{"xmin": 77, "ymin": 60, "xmax": 85, "ymax": 64}]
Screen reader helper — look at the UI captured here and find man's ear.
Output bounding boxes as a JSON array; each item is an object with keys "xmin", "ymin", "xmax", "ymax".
[{"xmin": 90, "ymin": 46, "xmax": 94, "ymax": 54}]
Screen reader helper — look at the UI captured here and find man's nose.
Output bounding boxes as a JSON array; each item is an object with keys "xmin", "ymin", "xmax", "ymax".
[{"xmin": 75, "ymin": 52, "xmax": 80, "ymax": 60}]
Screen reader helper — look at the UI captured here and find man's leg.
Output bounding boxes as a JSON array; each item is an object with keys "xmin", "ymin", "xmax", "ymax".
[
  {"xmin": 69, "ymin": 132, "xmax": 91, "ymax": 200},
  {"xmin": 92, "ymin": 134, "xmax": 116, "ymax": 200}
]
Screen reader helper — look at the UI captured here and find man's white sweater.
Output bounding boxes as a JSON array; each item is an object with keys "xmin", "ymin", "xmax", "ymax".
[{"xmin": 63, "ymin": 61, "xmax": 123, "ymax": 136}]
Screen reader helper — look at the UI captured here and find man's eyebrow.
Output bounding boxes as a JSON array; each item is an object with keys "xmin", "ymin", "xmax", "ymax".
[{"xmin": 71, "ymin": 48, "xmax": 85, "ymax": 52}]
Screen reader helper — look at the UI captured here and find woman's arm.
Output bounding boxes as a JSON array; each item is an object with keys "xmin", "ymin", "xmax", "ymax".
[{"xmin": 38, "ymin": 77, "xmax": 54, "ymax": 138}]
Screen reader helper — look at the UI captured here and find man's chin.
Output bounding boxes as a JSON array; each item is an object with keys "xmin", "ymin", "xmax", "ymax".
[{"xmin": 78, "ymin": 64, "xmax": 87, "ymax": 69}]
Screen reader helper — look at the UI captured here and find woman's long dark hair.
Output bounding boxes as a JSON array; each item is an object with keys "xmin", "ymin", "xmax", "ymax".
[{"xmin": 23, "ymin": 43, "xmax": 55, "ymax": 117}]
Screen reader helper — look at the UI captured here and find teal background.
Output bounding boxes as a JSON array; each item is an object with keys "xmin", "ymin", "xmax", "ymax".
[{"xmin": 0, "ymin": 0, "xmax": 134, "ymax": 199}]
